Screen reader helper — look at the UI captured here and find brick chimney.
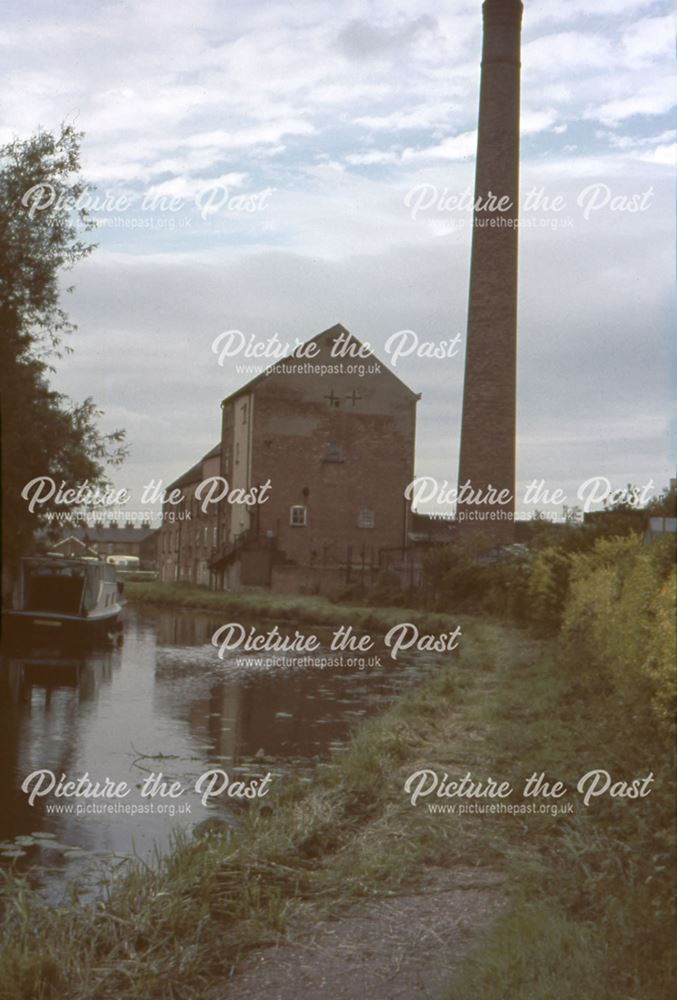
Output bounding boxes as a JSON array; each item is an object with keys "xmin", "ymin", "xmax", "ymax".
[{"xmin": 457, "ymin": 0, "xmax": 523, "ymax": 544}]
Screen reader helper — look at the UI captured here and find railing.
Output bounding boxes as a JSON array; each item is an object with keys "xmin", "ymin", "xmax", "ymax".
[{"xmin": 208, "ymin": 530, "xmax": 252, "ymax": 569}]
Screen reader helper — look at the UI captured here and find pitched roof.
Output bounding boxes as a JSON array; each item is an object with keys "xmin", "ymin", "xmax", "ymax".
[
  {"xmin": 167, "ymin": 442, "xmax": 221, "ymax": 491},
  {"xmin": 59, "ymin": 525, "xmax": 159, "ymax": 544},
  {"xmin": 51, "ymin": 535, "xmax": 99, "ymax": 554},
  {"xmin": 220, "ymin": 323, "xmax": 420, "ymax": 406}
]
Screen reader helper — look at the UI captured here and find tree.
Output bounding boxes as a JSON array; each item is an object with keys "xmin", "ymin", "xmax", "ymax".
[
  {"xmin": 646, "ymin": 482, "xmax": 676, "ymax": 518},
  {"xmin": 0, "ymin": 124, "xmax": 126, "ymax": 582}
]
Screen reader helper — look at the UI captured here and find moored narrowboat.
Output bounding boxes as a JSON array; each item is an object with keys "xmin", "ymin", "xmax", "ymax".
[{"xmin": 2, "ymin": 555, "xmax": 123, "ymax": 637}]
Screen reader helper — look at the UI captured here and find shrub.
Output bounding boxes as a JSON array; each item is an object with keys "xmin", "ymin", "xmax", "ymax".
[
  {"xmin": 560, "ymin": 535, "xmax": 674, "ymax": 739},
  {"xmin": 526, "ymin": 547, "xmax": 572, "ymax": 634}
]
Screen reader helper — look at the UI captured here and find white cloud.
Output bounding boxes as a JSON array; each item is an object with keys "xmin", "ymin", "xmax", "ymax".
[
  {"xmin": 354, "ymin": 102, "xmax": 457, "ymax": 131},
  {"xmin": 523, "ymin": 32, "xmax": 614, "ymax": 74},
  {"xmin": 146, "ymin": 172, "xmax": 248, "ymax": 200},
  {"xmin": 590, "ymin": 83, "xmax": 676, "ymax": 124},
  {"xmin": 521, "ymin": 109, "xmax": 560, "ymax": 135},
  {"xmin": 621, "ymin": 14, "xmax": 675, "ymax": 67},
  {"xmin": 335, "ymin": 15, "xmax": 438, "ymax": 60},
  {"xmin": 598, "ymin": 128, "xmax": 677, "ymax": 149},
  {"xmin": 525, "ymin": 0, "xmax": 660, "ymax": 28},
  {"xmin": 635, "ymin": 142, "xmax": 676, "ymax": 166},
  {"xmin": 402, "ymin": 131, "xmax": 477, "ymax": 162},
  {"xmin": 345, "ymin": 150, "xmax": 400, "ymax": 166}
]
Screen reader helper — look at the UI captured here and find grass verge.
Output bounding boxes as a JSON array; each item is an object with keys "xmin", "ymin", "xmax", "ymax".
[{"xmin": 124, "ymin": 579, "xmax": 462, "ymax": 634}]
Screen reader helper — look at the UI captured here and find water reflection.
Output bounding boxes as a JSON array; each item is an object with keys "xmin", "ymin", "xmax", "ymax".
[
  {"xmin": 0, "ymin": 641, "xmax": 119, "ymax": 848},
  {"xmin": 0, "ymin": 606, "xmax": 440, "ymax": 896}
]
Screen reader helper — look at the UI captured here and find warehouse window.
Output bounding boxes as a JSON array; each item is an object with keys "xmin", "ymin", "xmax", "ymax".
[
  {"xmin": 357, "ymin": 509, "xmax": 375, "ymax": 529},
  {"xmin": 290, "ymin": 505, "xmax": 307, "ymax": 527}
]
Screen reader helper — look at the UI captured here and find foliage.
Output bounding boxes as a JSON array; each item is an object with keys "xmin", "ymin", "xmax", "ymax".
[
  {"xmin": 560, "ymin": 534, "xmax": 674, "ymax": 738},
  {"xmin": 445, "ymin": 533, "xmax": 675, "ymax": 1000},
  {"xmin": 0, "ymin": 125, "xmax": 126, "ymax": 572},
  {"xmin": 525, "ymin": 546, "xmax": 572, "ymax": 634},
  {"xmin": 421, "ymin": 544, "xmax": 531, "ymax": 622},
  {"xmin": 646, "ymin": 484, "xmax": 676, "ymax": 516},
  {"xmin": 411, "ymin": 487, "xmax": 671, "ymax": 631}
]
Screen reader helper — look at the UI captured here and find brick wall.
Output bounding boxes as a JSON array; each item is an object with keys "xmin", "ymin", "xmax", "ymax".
[{"xmin": 248, "ymin": 330, "xmax": 417, "ymax": 568}]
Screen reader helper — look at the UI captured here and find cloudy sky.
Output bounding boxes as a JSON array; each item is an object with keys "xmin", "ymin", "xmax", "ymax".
[{"xmin": 3, "ymin": 0, "xmax": 675, "ymax": 515}]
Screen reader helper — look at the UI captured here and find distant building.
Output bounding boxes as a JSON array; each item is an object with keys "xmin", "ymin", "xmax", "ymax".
[
  {"xmin": 408, "ymin": 512, "xmax": 457, "ymax": 548},
  {"xmin": 582, "ymin": 509, "xmax": 647, "ymax": 533},
  {"xmin": 644, "ymin": 517, "xmax": 676, "ymax": 545},
  {"xmin": 49, "ymin": 536, "xmax": 99, "ymax": 560},
  {"xmin": 158, "ymin": 324, "xmax": 419, "ymax": 593},
  {"xmin": 52, "ymin": 522, "xmax": 160, "ymax": 570},
  {"xmin": 158, "ymin": 444, "xmax": 222, "ymax": 587}
]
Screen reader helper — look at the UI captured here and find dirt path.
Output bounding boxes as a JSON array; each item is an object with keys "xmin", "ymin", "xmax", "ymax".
[{"xmin": 221, "ymin": 867, "xmax": 505, "ymax": 1000}]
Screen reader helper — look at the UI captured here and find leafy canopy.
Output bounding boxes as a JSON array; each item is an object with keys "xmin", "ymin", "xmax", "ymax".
[{"xmin": 0, "ymin": 124, "xmax": 126, "ymax": 571}]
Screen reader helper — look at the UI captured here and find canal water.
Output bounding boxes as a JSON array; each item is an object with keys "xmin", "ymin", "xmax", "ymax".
[{"xmin": 0, "ymin": 605, "xmax": 443, "ymax": 899}]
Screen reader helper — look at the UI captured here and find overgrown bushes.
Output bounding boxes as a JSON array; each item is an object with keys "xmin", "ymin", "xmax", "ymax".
[
  {"xmin": 560, "ymin": 534, "xmax": 674, "ymax": 739},
  {"xmin": 410, "ymin": 521, "xmax": 671, "ymax": 642},
  {"xmin": 421, "ymin": 544, "xmax": 531, "ymax": 622}
]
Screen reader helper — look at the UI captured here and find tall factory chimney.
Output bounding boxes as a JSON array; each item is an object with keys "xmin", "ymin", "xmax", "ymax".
[{"xmin": 457, "ymin": 0, "xmax": 523, "ymax": 544}]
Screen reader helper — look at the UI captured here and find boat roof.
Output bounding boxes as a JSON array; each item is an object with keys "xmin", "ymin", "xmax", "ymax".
[
  {"xmin": 23, "ymin": 554, "xmax": 101, "ymax": 564},
  {"xmin": 22, "ymin": 555, "xmax": 112, "ymax": 572}
]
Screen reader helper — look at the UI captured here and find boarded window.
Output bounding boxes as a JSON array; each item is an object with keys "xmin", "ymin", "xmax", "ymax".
[{"xmin": 323, "ymin": 441, "xmax": 344, "ymax": 463}]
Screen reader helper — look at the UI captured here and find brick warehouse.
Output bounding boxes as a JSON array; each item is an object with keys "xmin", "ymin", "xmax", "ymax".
[{"xmin": 158, "ymin": 324, "xmax": 419, "ymax": 593}]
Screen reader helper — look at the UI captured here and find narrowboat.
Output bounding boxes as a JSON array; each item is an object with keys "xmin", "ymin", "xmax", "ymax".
[{"xmin": 2, "ymin": 555, "xmax": 123, "ymax": 637}]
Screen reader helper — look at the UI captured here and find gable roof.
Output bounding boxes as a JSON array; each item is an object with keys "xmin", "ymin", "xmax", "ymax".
[
  {"xmin": 52, "ymin": 535, "xmax": 100, "ymax": 554},
  {"xmin": 167, "ymin": 442, "xmax": 221, "ymax": 492},
  {"xmin": 220, "ymin": 323, "xmax": 420, "ymax": 407},
  {"xmin": 58, "ymin": 525, "xmax": 159, "ymax": 544}
]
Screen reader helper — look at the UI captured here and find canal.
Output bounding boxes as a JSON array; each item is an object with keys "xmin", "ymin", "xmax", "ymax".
[{"xmin": 0, "ymin": 605, "xmax": 443, "ymax": 898}]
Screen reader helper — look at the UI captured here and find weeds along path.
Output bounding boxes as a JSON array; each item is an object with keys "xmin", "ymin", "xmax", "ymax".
[{"xmin": 210, "ymin": 622, "xmax": 543, "ymax": 1000}]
